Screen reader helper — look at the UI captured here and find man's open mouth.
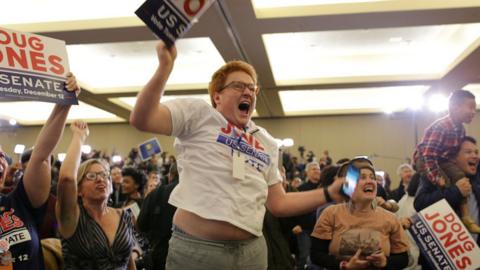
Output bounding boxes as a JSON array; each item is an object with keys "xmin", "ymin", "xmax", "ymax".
[{"xmin": 238, "ymin": 102, "xmax": 250, "ymax": 113}]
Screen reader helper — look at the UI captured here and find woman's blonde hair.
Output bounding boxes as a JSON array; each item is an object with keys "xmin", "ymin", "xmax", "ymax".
[{"xmin": 77, "ymin": 159, "xmax": 110, "ymax": 188}]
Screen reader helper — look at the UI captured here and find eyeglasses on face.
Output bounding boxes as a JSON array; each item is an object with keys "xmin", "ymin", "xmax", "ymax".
[
  {"xmin": 220, "ymin": 81, "xmax": 259, "ymax": 95},
  {"xmin": 85, "ymin": 171, "xmax": 110, "ymax": 181}
]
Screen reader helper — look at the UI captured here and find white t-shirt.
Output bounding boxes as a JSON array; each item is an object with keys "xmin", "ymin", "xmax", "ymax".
[{"xmin": 164, "ymin": 98, "xmax": 282, "ymax": 236}]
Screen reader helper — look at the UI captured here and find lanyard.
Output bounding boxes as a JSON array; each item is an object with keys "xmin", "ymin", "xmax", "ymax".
[{"xmin": 232, "ymin": 126, "xmax": 246, "ymax": 155}]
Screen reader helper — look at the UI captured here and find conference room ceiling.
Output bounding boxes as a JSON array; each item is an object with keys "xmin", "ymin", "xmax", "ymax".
[{"xmin": 2, "ymin": 0, "xmax": 480, "ymax": 125}]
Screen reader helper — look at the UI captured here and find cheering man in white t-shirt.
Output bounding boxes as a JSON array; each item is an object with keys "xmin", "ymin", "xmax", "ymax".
[{"xmin": 130, "ymin": 41, "xmax": 345, "ymax": 270}]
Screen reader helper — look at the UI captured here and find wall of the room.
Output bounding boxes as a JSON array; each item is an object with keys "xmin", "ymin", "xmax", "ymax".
[{"xmin": 1, "ymin": 111, "xmax": 479, "ymax": 187}]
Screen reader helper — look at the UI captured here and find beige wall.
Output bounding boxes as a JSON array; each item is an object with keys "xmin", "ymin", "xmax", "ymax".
[{"xmin": 1, "ymin": 111, "xmax": 479, "ymax": 187}]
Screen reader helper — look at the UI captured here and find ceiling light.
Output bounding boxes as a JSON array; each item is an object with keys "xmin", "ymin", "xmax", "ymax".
[
  {"xmin": 14, "ymin": 144, "xmax": 25, "ymax": 154},
  {"xmin": 282, "ymin": 138, "xmax": 294, "ymax": 148},
  {"xmin": 252, "ymin": 0, "xmax": 480, "ymax": 18},
  {"xmin": 279, "ymin": 85, "xmax": 429, "ymax": 115},
  {"xmin": 112, "ymin": 155, "xmax": 122, "ymax": 163},
  {"xmin": 427, "ymin": 94, "xmax": 448, "ymax": 112},
  {"xmin": 1, "ymin": 0, "xmax": 144, "ymax": 32},
  {"xmin": 382, "ymin": 108, "xmax": 393, "ymax": 114},
  {"xmin": 57, "ymin": 153, "xmax": 66, "ymax": 162},
  {"xmin": 67, "ymin": 38, "xmax": 224, "ymax": 93},
  {"xmin": 113, "ymin": 95, "xmax": 212, "ymax": 109},
  {"xmin": 0, "ymin": 101, "xmax": 123, "ymax": 125},
  {"xmin": 81, "ymin": 145, "xmax": 92, "ymax": 154},
  {"xmin": 389, "ymin": 37, "xmax": 403, "ymax": 43},
  {"xmin": 274, "ymin": 139, "xmax": 283, "ymax": 148},
  {"xmin": 263, "ymin": 23, "xmax": 480, "ymax": 85},
  {"xmin": 409, "ymin": 95, "xmax": 425, "ymax": 111}
]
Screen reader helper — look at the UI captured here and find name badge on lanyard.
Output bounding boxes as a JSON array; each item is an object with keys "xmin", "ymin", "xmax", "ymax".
[
  {"xmin": 232, "ymin": 127, "xmax": 246, "ymax": 180},
  {"xmin": 233, "ymin": 151, "xmax": 246, "ymax": 180}
]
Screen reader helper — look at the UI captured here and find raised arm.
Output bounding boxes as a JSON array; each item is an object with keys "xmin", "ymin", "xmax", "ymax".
[
  {"xmin": 23, "ymin": 73, "xmax": 80, "ymax": 208},
  {"xmin": 56, "ymin": 120, "xmax": 89, "ymax": 238},
  {"xmin": 130, "ymin": 41, "xmax": 177, "ymax": 135}
]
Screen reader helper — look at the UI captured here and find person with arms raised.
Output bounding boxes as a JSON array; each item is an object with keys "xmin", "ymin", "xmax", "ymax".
[
  {"xmin": 56, "ymin": 121, "xmax": 136, "ymax": 270},
  {"xmin": 0, "ymin": 73, "xmax": 79, "ymax": 270},
  {"xmin": 130, "ymin": 41, "xmax": 345, "ymax": 270}
]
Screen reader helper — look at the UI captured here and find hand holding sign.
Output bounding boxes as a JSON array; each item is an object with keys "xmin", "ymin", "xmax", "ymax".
[
  {"xmin": 136, "ymin": 0, "xmax": 215, "ymax": 47},
  {"xmin": 156, "ymin": 40, "xmax": 177, "ymax": 70},
  {"xmin": 0, "ymin": 239, "xmax": 12, "ymax": 269},
  {"xmin": 65, "ymin": 72, "xmax": 81, "ymax": 97}
]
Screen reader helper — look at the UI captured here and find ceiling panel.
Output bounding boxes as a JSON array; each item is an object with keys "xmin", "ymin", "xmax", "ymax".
[
  {"xmin": 252, "ymin": 0, "xmax": 480, "ymax": 18},
  {"xmin": 0, "ymin": 101, "xmax": 124, "ymax": 125},
  {"xmin": 1, "ymin": 0, "xmax": 144, "ymax": 32},
  {"xmin": 67, "ymin": 38, "xmax": 225, "ymax": 94},
  {"xmin": 279, "ymin": 85, "xmax": 429, "ymax": 115},
  {"xmin": 264, "ymin": 23, "xmax": 480, "ymax": 86},
  {"xmin": 111, "ymin": 95, "xmax": 212, "ymax": 110}
]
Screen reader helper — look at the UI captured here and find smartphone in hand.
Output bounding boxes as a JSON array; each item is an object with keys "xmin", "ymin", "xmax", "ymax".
[{"xmin": 342, "ymin": 164, "xmax": 359, "ymax": 197}]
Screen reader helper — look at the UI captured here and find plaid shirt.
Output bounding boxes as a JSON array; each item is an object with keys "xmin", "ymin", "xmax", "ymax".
[{"xmin": 414, "ymin": 115, "xmax": 465, "ymax": 184}]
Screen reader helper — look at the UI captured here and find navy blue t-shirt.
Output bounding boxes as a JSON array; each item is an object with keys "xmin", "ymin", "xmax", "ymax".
[{"xmin": 0, "ymin": 180, "xmax": 46, "ymax": 270}]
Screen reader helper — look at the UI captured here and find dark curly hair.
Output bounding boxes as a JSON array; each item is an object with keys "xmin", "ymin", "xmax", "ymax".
[{"xmin": 121, "ymin": 166, "xmax": 147, "ymax": 193}]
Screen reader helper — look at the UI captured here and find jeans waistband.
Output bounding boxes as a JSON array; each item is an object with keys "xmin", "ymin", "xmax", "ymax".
[{"xmin": 171, "ymin": 224, "xmax": 260, "ymax": 247}]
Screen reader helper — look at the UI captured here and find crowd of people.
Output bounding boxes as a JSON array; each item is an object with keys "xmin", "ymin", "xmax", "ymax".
[{"xmin": 0, "ymin": 40, "xmax": 479, "ymax": 270}]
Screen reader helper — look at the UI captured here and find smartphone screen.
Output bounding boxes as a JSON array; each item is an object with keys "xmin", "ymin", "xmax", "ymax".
[{"xmin": 342, "ymin": 164, "xmax": 359, "ymax": 197}]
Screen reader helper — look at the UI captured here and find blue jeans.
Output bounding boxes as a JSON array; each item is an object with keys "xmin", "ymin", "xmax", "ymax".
[
  {"xmin": 296, "ymin": 230, "xmax": 312, "ymax": 269},
  {"xmin": 166, "ymin": 226, "xmax": 267, "ymax": 270}
]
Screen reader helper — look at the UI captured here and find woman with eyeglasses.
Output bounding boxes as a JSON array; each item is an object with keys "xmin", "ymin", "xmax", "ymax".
[
  {"xmin": 0, "ymin": 73, "xmax": 79, "ymax": 270},
  {"xmin": 310, "ymin": 158, "xmax": 410, "ymax": 270},
  {"xmin": 56, "ymin": 121, "xmax": 136, "ymax": 270}
]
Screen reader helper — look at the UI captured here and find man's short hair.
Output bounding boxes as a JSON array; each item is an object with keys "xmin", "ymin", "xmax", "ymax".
[
  {"xmin": 455, "ymin": 136, "xmax": 477, "ymax": 157},
  {"xmin": 305, "ymin": 162, "xmax": 319, "ymax": 172},
  {"xmin": 449, "ymin": 89, "xmax": 475, "ymax": 110},
  {"xmin": 462, "ymin": 135, "xmax": 477, "ymax": 145},
  {"xmin": 208, "ymin": 60, "xmax": 258, "ymax": 108},
  {"xmin": 396, "ymin": 163, "xmax": 413, "ymax": 176}
]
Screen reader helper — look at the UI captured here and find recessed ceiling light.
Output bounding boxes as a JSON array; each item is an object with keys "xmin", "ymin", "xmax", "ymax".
[
  {"xmin": 263, "ymin": 23, "xmax": 480, "ymax": 85},
  {"xmin": 279, "ymin": 85, "xmax": 429, "ymax": 115},
  {"xmin": 252, "ymin": 0, "xmax": 480, "ymax": 18},
  {"xmin": 389, "ymin": 37, "xmax": 403, "ymax": 43},
  {"xmin": 68, "ymin": 38, "xmax": 224, "ymax": 94},
  {"xmin": 0, "ymin": 101, "xmax": 124, "ymax": 125},
  {"xmin": 1, "ymin": 0, "xmax": 144, "ymax": 31}
]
